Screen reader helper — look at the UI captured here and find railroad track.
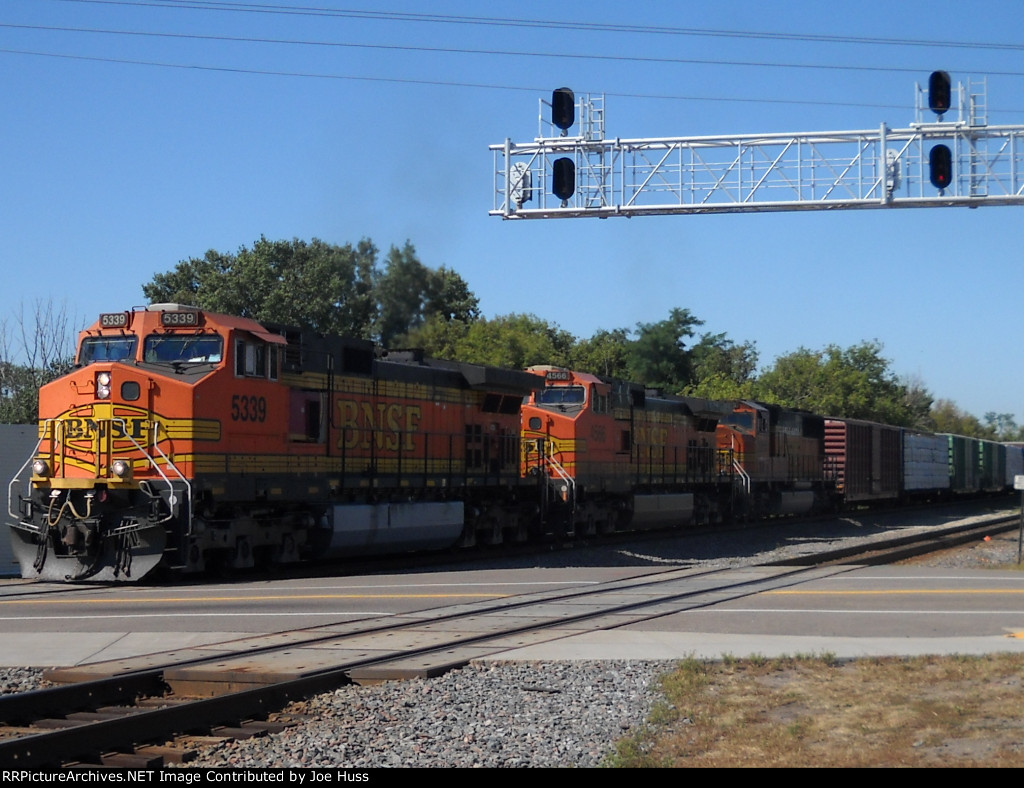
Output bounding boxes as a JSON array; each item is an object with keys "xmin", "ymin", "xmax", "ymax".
[
  {"xmin": 1, "ymin": 511, "xmax": 1018, "ymax": 768},
  {"xmin": 764, "ymin": 512, "xmax": 1021, "ymax": 566}
]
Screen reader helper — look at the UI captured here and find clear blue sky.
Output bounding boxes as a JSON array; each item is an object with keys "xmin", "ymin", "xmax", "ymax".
[{"xmin": 3, "ymin": 0, "xmax": 1023, "ymax": 424}]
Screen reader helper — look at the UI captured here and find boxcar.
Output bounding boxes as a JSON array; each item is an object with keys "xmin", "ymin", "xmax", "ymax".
[
  {"xmin": 946, "ymin": 434, "xmax": 980, "ymax": 494},
  {"xmin": 824, "ymin": 418, "xmax": 902, "ymax": 504},
  {"xmin": 902, "ymin": 430, "xmax": 950, "ymax": 498},
  {"xmin": 1004, "ymin": 443, "xmax": 1024, "ymax": 487},
  {"xmin": 977, "ymin": 438, "xmax": 1006, "ymax": 493}
]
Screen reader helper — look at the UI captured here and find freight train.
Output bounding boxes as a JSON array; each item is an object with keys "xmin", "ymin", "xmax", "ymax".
[{"xmin": 6, "ymin": 305, "xmax": 1020, "ymax": 582}]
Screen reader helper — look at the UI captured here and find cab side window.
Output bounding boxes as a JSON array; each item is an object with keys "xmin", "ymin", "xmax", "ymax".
[{"xmin": 235, "ymin": 339, "xmax": 279, "ymax": 380}]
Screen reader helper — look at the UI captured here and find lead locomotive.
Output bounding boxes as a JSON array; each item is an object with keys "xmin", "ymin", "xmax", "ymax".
[{"xmin": 8, "ymin": 305, "xmax": 540, "ymax": 581}]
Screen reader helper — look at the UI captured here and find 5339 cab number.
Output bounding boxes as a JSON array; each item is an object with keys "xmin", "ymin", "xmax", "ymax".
[{"xmin": 231, "ymin": 394, "xmax": 267, "ymax": 422}]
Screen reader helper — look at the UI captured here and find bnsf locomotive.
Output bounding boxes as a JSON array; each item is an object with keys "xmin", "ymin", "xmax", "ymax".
[
  {"xmin": 7, "ymin": 305, "xmax": 541, "ymax": 581},
  {"xmin": 520, "ymin": 367, "xmax": 838, "ymax": 535},
  {"xmin": 8, "ymin": 306, "xmax": 1022, "ymax": 583}
]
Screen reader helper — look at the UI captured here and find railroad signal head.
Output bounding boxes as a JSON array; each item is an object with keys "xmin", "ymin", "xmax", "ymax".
[
  {"xmin": 928, "ymin": 71, "xmax": 952, "ymax": 116},
  {"xmin": 551, "ymin": 88, "xmax": 575, "ymax": 133},
  {"xmin": 552, "ymin": 157, "xmax": 575, "ymax": 203},
  {"xmin": 929, "ymin": 144, "xmax": 953, "ymax": 190}
]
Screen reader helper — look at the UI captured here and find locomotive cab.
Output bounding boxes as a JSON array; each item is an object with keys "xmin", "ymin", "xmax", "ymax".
[
  {"xmin": 522, "ymin": 366, "xmax": 730, "ymax": 535},
  {"xmin": 717, "ymin": 400, "xmax": 833, "ymax": 517},
  {"xmin": 8, "ymin": 304, "xmax": 290, "ymax": 581},
  {"xmin": 8, "ymin": 305, "xmax": 545, "ymax": 582},
  {"xmin": 522, "ymin": 366, "xmax": 612, "ymax": 485}
]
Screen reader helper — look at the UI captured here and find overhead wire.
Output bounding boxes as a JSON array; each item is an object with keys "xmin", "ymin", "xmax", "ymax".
[
  {"xmin": 7, "ymin": 1, "xmax": 1024, "ymax": 113},
  {"xmin": 47, "ymin": 0, "xmax": 1024, "ymax": 53},
  {"xmin": 8, "ymin": 21, "xmax": 1024, "ymax": 80}
]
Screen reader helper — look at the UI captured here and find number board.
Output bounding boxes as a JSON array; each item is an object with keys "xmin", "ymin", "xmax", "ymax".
[
  {"xmin": 161, "ymin": 310, "xmax": 202, "ymax": 327},
  {"xmin": 100, "ymin": 312, "xmax": 129, "ymax": 328}
]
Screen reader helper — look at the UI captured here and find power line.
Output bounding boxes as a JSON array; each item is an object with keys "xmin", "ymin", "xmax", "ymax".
[
  {"xmin": 0, "ymin": 46, "xmax": 914, "ymax": 111},
  {"xmin": 7, "ymin": 21, "xmax": 1024, "ymax": 80},
  {"xmin": 52, "ymin": 0, "xmax": 1024, "ymax": 53},
  {"xmin": 9, "ymin": 3, "xmax": 1023, "ymax": 115}
]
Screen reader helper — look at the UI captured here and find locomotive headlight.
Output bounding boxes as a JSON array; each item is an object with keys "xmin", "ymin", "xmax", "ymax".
[
  {"xmin": 111, "ymin": 459, "xmax": 131, "ymax": 478},
  {"xmin": 96, "ymin": 371, "xmax": 112, "ymax": 400},
  {"xmin": 31, "ymin": 459, "xmax": 50, "ymax": 477}
]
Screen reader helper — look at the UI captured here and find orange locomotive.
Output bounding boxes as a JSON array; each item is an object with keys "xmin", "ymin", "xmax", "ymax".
[
  {"xmin": 520, "ymin": 366, "xmax": 736, "ymax": 533},
  {"xmin": 8, "ymin": 305, "xmax": 541, "ymax": 581},
  {"xmin": 716, "ymin": 401, "xmax": 838, "ymax": 518},
  {"xmin": 520, "ymin": 367, "xmax": 840, "ymax": 533}
]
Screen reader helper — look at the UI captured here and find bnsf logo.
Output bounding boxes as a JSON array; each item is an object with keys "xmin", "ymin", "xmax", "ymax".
[
  {"xmin": 337, "ymin": 400, "xmax": 422, "ymax": 452},
  {"xmin": 63, "ymin": 418, "xmax": 149, "ymax": 441},
  {"xmin": 54, "ymin": 406, "xmax": 164, "ymax": 454}
]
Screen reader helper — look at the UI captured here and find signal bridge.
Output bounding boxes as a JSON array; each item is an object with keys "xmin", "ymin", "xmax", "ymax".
[{"xmin": 490, "ymin": 76, "xmax": 1024, "ymax": 220}]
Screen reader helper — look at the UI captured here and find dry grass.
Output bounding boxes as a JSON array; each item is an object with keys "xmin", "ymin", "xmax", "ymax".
[
  {"xmin": 605, "ymin": 535, "xmax": 1024, "ymax": 767},
  {"xmin": 607, "ymin": 653, "xmax": 1024, "ymax": 767}
]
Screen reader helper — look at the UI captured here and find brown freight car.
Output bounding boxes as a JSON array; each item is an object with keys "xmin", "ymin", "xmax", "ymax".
[{"xmin": 824, "ymin": 417, "xmax": 902, "ymax": 503}]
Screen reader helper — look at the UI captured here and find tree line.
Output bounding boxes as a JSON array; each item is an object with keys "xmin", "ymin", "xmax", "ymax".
[{"xmin": 2, "ymin": 236, "xmax": 1019, "ymax": 441}]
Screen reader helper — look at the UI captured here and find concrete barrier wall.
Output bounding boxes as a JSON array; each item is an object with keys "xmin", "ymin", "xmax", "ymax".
[{"xmin": 0, "ymin": 425, "xmax": 38, "ymax": 577}]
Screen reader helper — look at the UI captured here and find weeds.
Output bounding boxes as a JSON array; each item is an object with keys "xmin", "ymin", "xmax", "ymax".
[{"xmin": 607, "ymin": 653, "xmax": 1024, "ymax": 768}]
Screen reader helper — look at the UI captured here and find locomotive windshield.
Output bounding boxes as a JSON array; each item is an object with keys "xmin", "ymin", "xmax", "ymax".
[
  {"xmin": 79, "ymin": 336, "xmax": 138, "ymax": 364},
  {"xmin": 538, "ymin": 385, "xmax": 586, "ymax": 405},
  {"xmin": 144, "ymin": 334, "xmax": 224, "ymax": 364}
]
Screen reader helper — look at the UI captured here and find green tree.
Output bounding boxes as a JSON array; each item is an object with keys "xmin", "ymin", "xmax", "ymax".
[
  {"xmin": 984, "ymin": 412, "xmax": 1023, "ymax": 441},
  {"xmin": 425, "ymin": 266, "xmax": 481, "ymax": 325},
  {"xmin": 900, "ymin": 375, "xmax": 936, "ymax": 431},
  {"xmin": 447, "ymin": 314, "xmax": 575, "ymax": 370},
  {"xmin": 0, "ymin": 362, "xmax": 44, "ymax": 423},
  {"xmin": 627, "ymin": 308, "xmax": 704, "ymax": 392},
  {"xmin": 403, "ymin": 313, "xmax": 472, "ymax": 361},
  {"xmin": 571, "ymin": 328, "xmax": 632, "ymax": 379},
  {"xmin": 930, "ymin": 399, "xmax": 989, "ymax": 437},
  {"xmin": 143, "ymin": 237, "xmax": 380, "ymax": 338},
  {"xmin": 754, "ymin": 340, "xmax": 919, "ymax": 425},
  {"xmin": 683, "ymin": 332, "xmax": 759, "ymax": 399},
  {"xmin": 374, "ymin": 243, "xmax": 480, "ymax": 346},
  {"xmin": 374, "ymin": 242, "xmax": 433, "ymax": 346}
]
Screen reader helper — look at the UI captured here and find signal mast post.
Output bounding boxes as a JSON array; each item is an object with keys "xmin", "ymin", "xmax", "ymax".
[{"xmin": 1016, "ymin": 475, "xmax": 1024, "ymax": 564}]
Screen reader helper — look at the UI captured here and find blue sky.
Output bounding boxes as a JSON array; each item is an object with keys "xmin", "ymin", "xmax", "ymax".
[{"xmin": 3, "ymin": 0, "xmax": 1023, "ymax": 424}]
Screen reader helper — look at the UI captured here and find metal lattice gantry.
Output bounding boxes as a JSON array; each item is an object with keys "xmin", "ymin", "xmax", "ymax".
[{"xmin": 490, "ymin": 83, "xmax": 1024, "ymax": 219}]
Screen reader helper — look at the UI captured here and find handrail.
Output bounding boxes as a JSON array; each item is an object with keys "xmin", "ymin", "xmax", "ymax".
[
  {"xmin": 722, "ymin": 436, "xmax": 751, "ymax": 495},
  {"xmin": 540, "ymin": 440, "xmax": 576, "ymax": 509},
  {"xmin": 6, "ymin": 417, "xmax": 191, "ymax": 535},
  {"xmin": 733, "ymin": 458, "xmax": 751, "ymax": 494},
  {"xmin": 7, "ymin": 421, "xmax": 51, "ymax": 524},
  {"xmin": 112, "ymin": 418, "xmax": 192, "ymax": 533}
]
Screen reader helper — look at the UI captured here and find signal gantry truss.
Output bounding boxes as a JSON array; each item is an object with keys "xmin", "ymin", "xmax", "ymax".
[{"xmin": 490, "ymin": 81, "xmax": 1024, "ymax": 219}]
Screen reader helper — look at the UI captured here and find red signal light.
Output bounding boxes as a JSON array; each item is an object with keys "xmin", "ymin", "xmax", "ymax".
[
  {"xmin": 929, "ymin": 145, "xmax": 952, "ymax": 190},
  {"xmin": 928, "ymin": 71, "xmax": 952, "ymax": 116}
]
